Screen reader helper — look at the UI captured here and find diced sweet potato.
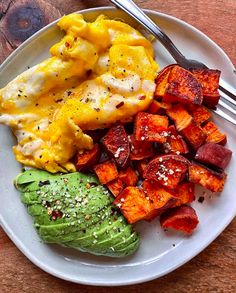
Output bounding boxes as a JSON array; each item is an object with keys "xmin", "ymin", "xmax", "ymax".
[
  {"xmin": 106, "ymin": 178, "xmax": 125, "ymax": 197},
  {"xmin": 181, "ymin": 122, "xmax": 206, "ymax": 149},
  {"xmin": 119, "ymin": 166, "xmax": 139, "ymax": 186},
  {"xmin": 142, "ymin": 179, "xmax": 177, "ymax": 211},
  {"xmin": 134, "ymin": 112, "xmax": 169, "ymax": 143},
  {"xmin": 101, "ymin": 124, "xmax": 130, "ymax": 168},
  {"xmin": 163, "ymin": 65, "xmax": 203, "ymax": 105},
  {"xmin": 186, "ymin": 104, "xmax": 211, "ymax": 125},
  {"xmin": 174, "ymin": 182, "xmax": 195, "ymax": 206},
  {"xmin": 164, "ymin": 125, "xmax": 189, "ymax": 155},
  {"xmin": 155, "ymin": 65, "xmax": 174, "ymax": 97},
  {"xmin": 113, "ymin": 187, "xmax": 155, "ymax": 224},
  {"xmin": 188, "ymin": 162, "xmax": 227, "ymax": 192},
  {"xmin": 76, "ymin": 143, "xmax": 101, "ymax": 171},
  {"xmin": 191, "ymin": 69, "xmax": 221, "ymax": 108},
  {"xmin": 143, "ymin": 154, "xmax": 190, "ymax": 189},
  {"xmin": 160, "ymin": 205, "xmax": 199, "ymax": 234},
  {"xmin": 144, "ymin": 209, "xmax": 160, "ymax": 222},
  {"xmin": 202, "ymin": 121, "xmax": 227, "ymax": 145},
  {"xmin": 135, "ymin": 159, "xmax": 149, "ymax": 178},
  {"xmin": 166, "ymin": 104, "xmax": 192, "ymax": 131},
  {"xmin": 129, "ymin": 134, "xmax": 154, "ymax": 161},
  {"xmin": 148, "ymin": 100, "xmax": 172, "ymax": 114},
  {"xmin": 93, "ymin": 160, "xmax": 118, "ymax": 185},
  {"xmin": 195, "ymin": 143, "xmax": 232, "ymax": 170}
]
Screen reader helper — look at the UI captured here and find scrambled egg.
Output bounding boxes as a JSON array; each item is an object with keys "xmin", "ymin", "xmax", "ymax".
[{"xmin": 0, "ymin": 14, "xmax": 158, "ymax": 173}]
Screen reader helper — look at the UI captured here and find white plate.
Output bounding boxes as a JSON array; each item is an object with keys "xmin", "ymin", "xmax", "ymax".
[{"xmin": 0, "ymin": 7, "xmax": 236, "ymax": 286}]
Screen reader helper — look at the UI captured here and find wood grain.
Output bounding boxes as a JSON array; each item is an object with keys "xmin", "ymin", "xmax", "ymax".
[{"xmin": 0, "ymin": 0, "xmax": 235, "ymax": 292}]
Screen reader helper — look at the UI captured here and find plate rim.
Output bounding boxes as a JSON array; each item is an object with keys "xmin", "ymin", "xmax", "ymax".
[{"xmin": 0, "ymin": 6, "xmax": 235, "ymax": 286}]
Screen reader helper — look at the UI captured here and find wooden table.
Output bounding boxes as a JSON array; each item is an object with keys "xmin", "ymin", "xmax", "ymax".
[{"xmin": 0, "ymin": 0, "xmax": 235, "ymax": 292}]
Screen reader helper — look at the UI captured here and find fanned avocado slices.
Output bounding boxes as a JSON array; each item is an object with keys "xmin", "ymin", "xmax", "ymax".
[{"xmin": 15, "ymin": 169, "xmax": 140, "ymax": 258}]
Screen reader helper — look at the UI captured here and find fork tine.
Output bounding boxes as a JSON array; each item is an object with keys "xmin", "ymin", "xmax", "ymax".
[
  {"xmin": 213, "ymin": 107, "xmax": 236, "ymax": 125},
  {"xmin": 219, "ymin": 88, "xmax": 236, "ymax": 107},
  {"xmin": 218, "ymin": 100, "xmax": 236, "ymax": 115}
]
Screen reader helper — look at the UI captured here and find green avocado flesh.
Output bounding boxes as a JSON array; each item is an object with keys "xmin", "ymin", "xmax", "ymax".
[{"xmin": 15, "ymin": 169, "xmax": 140, "ymax": 258}]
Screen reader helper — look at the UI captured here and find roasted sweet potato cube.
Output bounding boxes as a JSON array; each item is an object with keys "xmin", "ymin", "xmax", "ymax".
[
  {"xmin": 195, "ymin": 143, "xmax": 232, "ymax": 170},
  {"xmin": 93, "ymin": 160, "xmax": 118, "ymax": 185},
  {"xmin": 174, "ymin": 182, "xmax": 195, "ymax": 206},
  {"xmin": 166, "ymin": 104, "xmax": 192, "ymax": 131},
  {"xmin": 76, "ymin": 143, "xmax": 101, "ymax": 171},
  {"xmin": 202, "ymin": 121, "xmax": 227, "ymax": 145},
  {"xmin": 181, "ymin": 121, "xmax": 206, "ymax": 149},
  {"xmin": 188, "ymin": 163, "xmax": 227, "ymax": 192},
  {"xmin": 163, "ymin": 65, "xmax": 203, "ymax": 105},
  {"xmin": 164, "ymin": 125, "xmax": 189, "ymax": 154},
  {"xmin": 160, "ymin": 205, "xmax": 199, "ymax": 234},
  {"xmin": 106, "ymin": 178, "xmax": 125, "ymax": 197},
  {"xmin": 118, "ymin": 166, "xmax": 138, "ymax": 186},
  {"xmin": 113, "ymin": 187, "xmax": 155, "ymax": 224},
  {"xmin": 186, "ymin": 104, "xmax": 211, "ymax": 125},
  {"xmin": 142, "ymin": 179, "xmax": 177, "ymax": 210},
  {"xmin": 134, "ymin": 112, "xmax": 169, "ymax": 143},
  {"xmin": 191, "ymin": 69, "xmax": 221, "ymax": 108},
  {"xmin": 135, "ymin": 159, "xmax": 149, "ymax": 178},
  {"xmin": 155, "ymin": 65, "xmax": 174, "ymax": 97},
  {"xmin": 143, "ymin": 155, "xmax": 190, "ymax": 189},
  {"xmin": 148, "ymin": 100, "xmax": 172, "ymax": 114},
  {"xmin": 101, "ymin": 124, "xmax": 130, "ymax": 168},
  {"xmin": 129, "ymin": 134, "xmax": 154, "ymax": 160}
]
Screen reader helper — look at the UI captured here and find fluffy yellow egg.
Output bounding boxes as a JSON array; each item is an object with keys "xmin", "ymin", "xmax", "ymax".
[{"xmin": 0, "ymin": 13, "xmax": 158, "ymax": 173}]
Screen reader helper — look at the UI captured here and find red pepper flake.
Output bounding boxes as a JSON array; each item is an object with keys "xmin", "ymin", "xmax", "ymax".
[
  {"xmin": 67, "ymin": 91, "xmax": 72, "ymax": 96},
  {"xmin": 198, "ymin": 196, "xmax": 205, "ymax": 203},
  {"xmin": 116, "ymin": 101, "xmax": 124, "ymax": 109},
  {"xmin": 94, "ymin": 108, "xmax": 100, "ymax": 112},
  {"xmin": 139, "ymin": 95, "xmax": 146, "ymax": 100},
  {"xmin": 65, "ymin": 42, "xmax": 70, "ymax": 48}
]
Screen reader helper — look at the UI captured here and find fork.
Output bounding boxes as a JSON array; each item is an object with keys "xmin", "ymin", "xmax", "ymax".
[{"xmin": 109, "ymin": 0, "xmax": 236, "ymax": 125}]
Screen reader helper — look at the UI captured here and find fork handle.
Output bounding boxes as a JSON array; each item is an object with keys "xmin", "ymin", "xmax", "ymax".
[{"xmin": 110, "ymin": 0, "xmax": 186, "ymax": 64}]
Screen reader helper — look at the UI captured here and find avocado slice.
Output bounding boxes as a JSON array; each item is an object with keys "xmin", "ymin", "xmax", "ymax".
[
  {"xmin": 15, "ymin": 169, "xmax": 140, "ymax": 258},
  {"xmin": 38, "ymin": 205, "xmax": 116, "ymax": 242}
]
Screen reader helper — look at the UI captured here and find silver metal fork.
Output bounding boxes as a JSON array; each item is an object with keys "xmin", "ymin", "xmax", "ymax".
[{"xmin": 109, "ymin": 0, "xmax": 236, "ymax": 125}]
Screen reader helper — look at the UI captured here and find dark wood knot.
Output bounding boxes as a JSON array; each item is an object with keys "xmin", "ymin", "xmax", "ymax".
[{"xmin": 6, "ymin": 4, "xmax": 45, "ymax": 42}]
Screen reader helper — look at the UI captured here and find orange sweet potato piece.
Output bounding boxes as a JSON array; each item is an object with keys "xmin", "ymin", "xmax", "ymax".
[
  {"xmin": 174, "ymin": 182, "xmax": 195, "ymax": 206},
  {"xmin": 101, "ymin": 124, "xmax": 130, "ymax": 168},
  {"xmin": 113, "ymin": 187, "xmax": 155, "ymax": 224},
  {"xmin": 188, "ymin": 162, "xmax": 227, "ymax": 192},
  {"xmin": 76, "ymin": 143, "xmax": 101, "ymax": 171},
  {"xmin": 148, "ymin": 100, "xmax": 172, "ymax": 114},
  {"xmin": 166, "ymin": 104, "xmax": 192, "ymax": 131},
  {"xmin": 142, "ymin": 179, "xmax": 177, "ymax": 211},
  {"xmin": 119, "ymin": 166, "xmax": 138, "ymax": 186},
  {"xmin": 186, "ymin": 104, "xmax": 211, "ymax": 125},
  {"xmin": 134, "ymin": 112, "xmax": 169, "ymax": 143},
  {"xmin": 181, "ymin": 121, "xmax": 206, "ymax": 150},
  {"xmin": 93, "ymin": 160, "xmax": 118, "ymax": 185},
  {"xmin": 160, "ymin": 205, "xmax": 199, "ymax": 234},
  {"xmin": 106, "ymin": 178, "xmax": 125, "ymax": 197},
  {"xmin": 163, "ymin": 65, "xmax": 203, "ymax": 105},
  {"xmin": 202, "ymin": 121, "xmax": 227, "ymax": 145},
  {"xmin": 143, "ymin": 154, "xmax": 190, "ymax": 189},
  {"xmin": 155, "ymin": 65, "xmax": 174, "ymax": 97},
  {"xmin": 164, "ymin": 125, "xmax": 189, "ymax": 155},
  {"xmin": 195, "ymin": 142, "xmax": 232, "ymax": 170},
  {"xmin": 129, "ymin": 134, "xmax": 154, "ymax": 160},
  {"xmin": 191, "ymin": 69, "xmax": 221, "ymax": 108}
]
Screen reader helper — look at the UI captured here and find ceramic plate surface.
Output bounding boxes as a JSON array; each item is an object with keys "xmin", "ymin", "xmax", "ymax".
[{"xmin": 0, "ymin": 7, "xmax": 236, "ymax": 286}]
